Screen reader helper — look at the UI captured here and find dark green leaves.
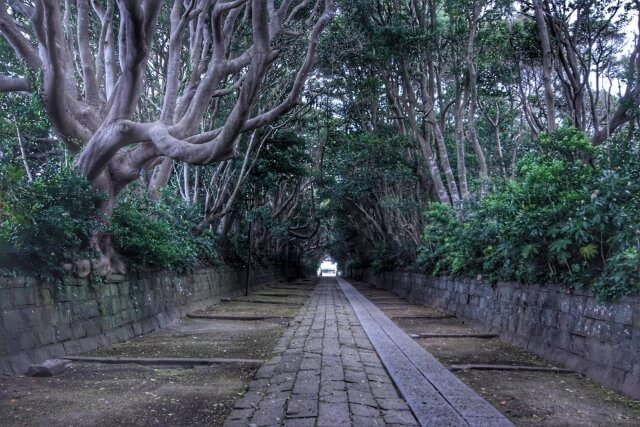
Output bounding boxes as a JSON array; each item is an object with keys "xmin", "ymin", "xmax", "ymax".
[
  {"xmin": 0, "ymin": 162, "xmax": 105, "ymax": 276},
  {"xmin": 417, "ymin": 127, "xmax": 640, "ymax": 301}
]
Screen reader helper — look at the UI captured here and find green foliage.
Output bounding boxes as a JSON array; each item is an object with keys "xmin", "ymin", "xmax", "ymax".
[
  {"xmin": 323, "ymin": 130, "xmax": 423, "ymax": 271},
  {"xmin": 0, "ymin": 161, "xmax": 104, "ymax": 275},
  {"xmin": 250, "ymin": 131, "xmax": 312, "ymax": 187},
  {"xmin": 111, "ymin": 189, "xmax": 218, "ymax": 271},
  {"xmin": 418, "ymin": 127, "xmax": 640, "ymax": 301}
]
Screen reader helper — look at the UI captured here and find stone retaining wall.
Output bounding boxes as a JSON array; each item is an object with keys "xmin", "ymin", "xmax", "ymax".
[
  {"xmin": 0, "ymin": 266, "xmax": 283, "ymax": 375},
  {"xmin": 358, "ymin": 271, "xmax": 640, "ymax": 400}
]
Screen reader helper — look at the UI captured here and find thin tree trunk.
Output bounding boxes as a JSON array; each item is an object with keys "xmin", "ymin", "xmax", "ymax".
[
  {"xmin": 533, "ymin": 0, "xmax": 556, "ymax": 132},
  {"xmin": 454, "ymin": 79, "xmax": 469, "ymax": 199},
  {"xmin": 15, "ymin": 122, "xmax": 33, "ymax": 182},
  {"xmin": 466, "ymin": 3, "xmax": 488, "ymax": 195}
]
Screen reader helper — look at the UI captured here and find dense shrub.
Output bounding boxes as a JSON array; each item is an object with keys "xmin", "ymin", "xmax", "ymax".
[
  {"xmin": 417, "ymin": 128, "xmax": 640, "ymax": 301},
  {"xmin": 111, "ymin": 190, "xmax": 218, "ymax": 271},
  {"xmin": 0, "ymin": 162, "xmax": 104, "ymax": 275}
]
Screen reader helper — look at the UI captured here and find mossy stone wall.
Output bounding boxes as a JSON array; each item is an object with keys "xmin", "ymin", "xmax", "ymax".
[
  {"xmin": 358, "ymin": 271, "xmax": 640, "ymax": 400},
  {"xmin": 0, "ymin": 266, "xmax": 282, "ymax": 374}
]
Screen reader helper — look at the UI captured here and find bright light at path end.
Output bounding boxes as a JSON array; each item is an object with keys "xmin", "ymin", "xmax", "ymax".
[{"xmin": 317, "ymin": 260, "xmax": 338, "ymax": 277}]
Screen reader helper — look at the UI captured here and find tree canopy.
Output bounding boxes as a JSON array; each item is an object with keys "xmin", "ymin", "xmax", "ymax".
[{"xmin": 1, "ymin": 0, "xmax": 640, "ymax": 300}]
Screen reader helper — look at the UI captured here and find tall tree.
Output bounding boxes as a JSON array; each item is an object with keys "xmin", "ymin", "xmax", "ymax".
[{"xmin": 0, "ymin": 0, "xmax": 335, "ymax": 271}]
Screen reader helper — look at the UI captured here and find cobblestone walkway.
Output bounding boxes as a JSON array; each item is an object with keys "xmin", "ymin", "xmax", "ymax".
[
  {"xmin": 339, "ymin": 278, "xmax": 512, "ymax": 427},
  {"xmin": 224, "ymin": 278, "xmax": 418, "ymax": 427}
]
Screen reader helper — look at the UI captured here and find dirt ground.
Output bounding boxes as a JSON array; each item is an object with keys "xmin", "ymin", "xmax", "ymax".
[
  {"xmin": 0, "ymin": 279, "xmax": 315, "ymax": 427},
  {"xmin": 458, "ymin": 369, "xmax": 640, "ymax": 426},
  {"xmin": 0, "ymin": 363, "xmax": 254, "ymax": 427},
  {"xmin": 84, "ymin": 317, "xmax": 286, "ymax": 360},
  {"xmin": 354, "ymin": 282, "xmax": 640, "ymax": 427}
]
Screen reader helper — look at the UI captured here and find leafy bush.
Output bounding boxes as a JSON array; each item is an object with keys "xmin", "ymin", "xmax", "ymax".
[
  {"xmin": 111, "ymin": 190, "xmax": 218, "ymax": 270},
  {"xmin": 0, "ymin": 161, "xmax": 104, "ymax": 275},
  {"xmin": 417, "ymin": 127, "xmax": 640, "ymax": 301}
]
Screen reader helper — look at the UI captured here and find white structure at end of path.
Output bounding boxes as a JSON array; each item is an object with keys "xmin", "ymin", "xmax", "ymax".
[{"xmin": 317, "ymin": 258, "xmax": 338, "ymax": 277}]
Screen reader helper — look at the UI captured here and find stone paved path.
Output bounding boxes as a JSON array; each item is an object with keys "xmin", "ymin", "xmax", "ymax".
[
  {"xmin": 339, "ymin": 278, "xmax": 512, "ymax": 427},
  {"xmin": 224, "ymin": 278, "xmax": 418, "ymax": 427},
  {"xmin": 224, "ymin": 278, "xmax": 511, "ymax": 427}
]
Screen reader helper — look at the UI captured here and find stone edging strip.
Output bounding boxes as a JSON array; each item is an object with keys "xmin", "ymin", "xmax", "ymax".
[
  {"xmin": 411, "ymin": 333, "xmax": 499, "ymax": 339},
  {"xmin": 186, "ymin": 314, "xmax": 293, "ymax": 321},
  {"xmin": 338, "ymin": 278, "xmax": 514, "ymax": 427},
  {"xmin": 450, "ymin": 364, "xmax": 574, "ymax": 373},
  {"xmin": 64, "ymin": 355, "xmax": 265, "ymax": 367},
  {"xmin": 390, "ymin": 315, "xmax": 456, "ymax": 320},
  {"xmin": 229, "ymin": 299, "xmax": 303, "ymax": 306}
]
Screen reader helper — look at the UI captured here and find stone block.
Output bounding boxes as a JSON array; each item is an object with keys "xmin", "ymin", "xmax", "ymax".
[
  {"xmin": 36, "ymin": 326, "xmax": 56, "ymax": 346},
  {"xmin": 97, "ymin": 297, "xmax": 115, "ymax": 316},
  {"xmin": 84, "ymin": 318, "xmax": 101, "ymax": 336},
  {"xmin": 100, "ymin": 316, "xmax": 115, "ymax": 331},
  {"xmin": 633, "ymin": 304, "xmax": 640, "ymax": 325},
  {"xmin": 63, "ymin": 276, "xmax": 89, "ymax": 287},
  {"xmin": 120, "ymin": 308, "xmax": 134, "ymax": 325},
  {"xmin": 108, "ymin": 284, "xmax": 119, "ymax": 297},
  {"xmin": 55, "ymin": 303, "xmax": 73, "ymax": 324},
  {"xmin": 106, "ymin": 273, "xmax": 127, "ymax": 283},
  {"xmin": 120, "ymin": 296, "xmax": 132, "ymax": 311},
  {"xmin": 612, "ymin": 303, "xmax": 633, "ymax": 326},
  {"xmin": 318, "ymin": 401, "xmax": 349, "ymax": 427},
  {"xmin": 74, "ymin": 301, "xmax": 100, "ymax": 320},
  {"xmin": 584, "ymin": 339, "xmax": 616, "ymax": 367},
  {"xmin": 95, "ymin": 285, "xmax": 110, "ymax": 299},
  {"xmin": 566, "ymin": 295, "xmax": 587, "ymax": 315},
  {"xmin": 140, "ymin": 318, "xmax": 155, "ymax": 334},
  {"xmin": 583, "ymin": 298, "xmax": 616, "ymax": 321},
  {"xmin": 286, "ymin": 398, "xmax": 318, "ymax": 418},
  {"xmin": 557, "ymin": 313, "xmax": 577, "ymax": 330},
  {"xmin": 118, "ymin": 282, "xmax": 131, "ymax": 296},
  {"xmin": 590, "ymin": 320, "xmax": 632, "ymax": 343},
  {"xmin": 569, "ymin": 334, "xmax": 586, "ymax": 355},
  {"xmin": 0, "ymin": 357, "xmax": 11, "ymax": 374},
  {"xmin": 153, "ymin": 312, "xmax": 170, "ymax": 328},
  {"xmin": 17, "ymin": 331, "xmax": 36, "ymax": 350},
  {"xmin": 63, "ymin": 336, "xmax": 100, "ymax": 355},
  {"xmin": 55, "ymin": 324, "xmax": 73, "ymax": 342},
  {"xmin": 553, "ymin": 330, "xmax": 571, "ymax": 350},
  {"xmin": 0, "ymin": 288, "xmax": 12, "ymax": 309},
  {"xmin": 37, "ymin": 287, "xmax": 54, "ymax": 306},
  {"xmin": 622, "ymin": 366, "xmax": 640, "ymax": 400},
  {"xmin": 8, "ymin": 352, "xmax": 32, "ymax": 374},
  {"xmin": 540, "ymin": 291, "xmax": 560, "ymax": 310},
  {"xmin": 457, "ymin": 293, "xmax": 470, "ymax": 305},
  {"xmin": 558, "ymin": 294, "xmax": 574, "ymax": 313},
  {"xmin": 612, "ymin": 343, "xmax": 634, "ymax": 372},
  {"xmin": 3, "ymin": 308, "xmax": 33, "ymax": 332},
  {"xmin": 71, "ymin": 321, "xmax": 87, "ymax": 339},
  {"xmin": 541, "ymin": 309, "xmax": 558, "ymax": 327},
  {"xmin": 571, "ymin": 317, "xmax": 594, "ymax": 337},
  {"xmin": 110, "ymin": 313, "xmax": 123, "ymax": 328},
  {"xmin": 498, "ymin": 284, "xmax": 514, "ymax": 302},
  {"xmin": 12, "ymin": 287, "xmax": 35, "ymax": 307},
  {"xmin": 106, "ymin": 325, "xmax": 134, "ymax": 343},
  {"xmin": 0, "ymin": 275, "xmax": 26, "ymax": 288},
  {"xmin": 56, "ymin": 285, "xmax": 78, "ymax": 302}
]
